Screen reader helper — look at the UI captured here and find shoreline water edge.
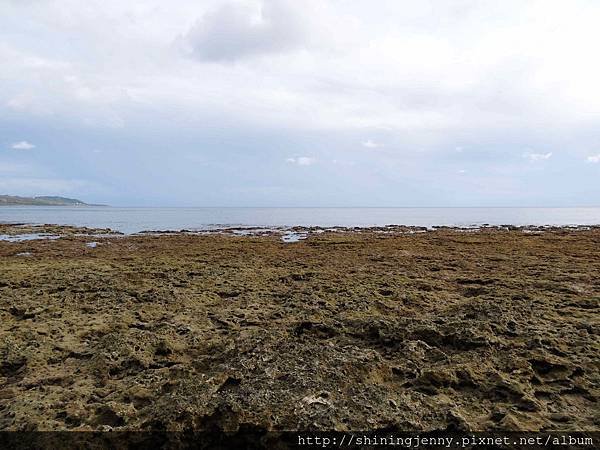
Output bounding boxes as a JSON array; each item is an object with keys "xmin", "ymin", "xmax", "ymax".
[{"xmin": 1, "ymin": 222, "xmax": 599, "ymax": 244}]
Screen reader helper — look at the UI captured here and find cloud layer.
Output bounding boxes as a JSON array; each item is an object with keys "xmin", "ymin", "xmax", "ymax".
[
  {"xmin": 0, "ymin": 0, "xmax": 598, "ymax": 205},
  {"xmin": 184, "ymin": 0, "xmax": 306, "ymax": 62}
]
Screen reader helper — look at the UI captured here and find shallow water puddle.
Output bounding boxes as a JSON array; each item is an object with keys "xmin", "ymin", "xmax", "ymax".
[
  {"xmin": 281, "ymin": 232, "xmax": 308, "ymax": 243},
  {"xmin": 0, "ymin": 233, "xmax": 61, "ymax": 242}
]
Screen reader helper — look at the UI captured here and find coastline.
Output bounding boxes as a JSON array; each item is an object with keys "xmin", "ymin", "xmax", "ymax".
[
  {"xmin": 1, "ymin": 224, "xmax": 598, "ymax": 431},
  {"xmin": 1, "ymin": 221, "xmax": 599, "ymax": 241},
  {"xmin": 3, "ymin": 206, "xmax": 600, "ymax": 235}
]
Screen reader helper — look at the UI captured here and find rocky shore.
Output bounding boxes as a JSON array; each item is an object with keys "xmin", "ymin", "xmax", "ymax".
[{"xmin": 0, "ymin": 223, "xmax": 598, "ymax": 432}]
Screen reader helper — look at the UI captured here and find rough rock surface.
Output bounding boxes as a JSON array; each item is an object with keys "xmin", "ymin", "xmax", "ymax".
[{"xmin": 0, "ymin": 224, "xmax": 598, "ymax": 431}]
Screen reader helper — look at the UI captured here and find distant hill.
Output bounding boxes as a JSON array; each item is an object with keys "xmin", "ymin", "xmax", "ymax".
[{"xmin": 0, "ymin": 195, "xmax": 100, "ymax": 206}]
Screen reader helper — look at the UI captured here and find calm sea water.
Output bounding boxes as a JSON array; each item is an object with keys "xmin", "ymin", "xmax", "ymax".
[{"xmin": 1, "ymin": 206, "xmax": 600, "ymax": 234}]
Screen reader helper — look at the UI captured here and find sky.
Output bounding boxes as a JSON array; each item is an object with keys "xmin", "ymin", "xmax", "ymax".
[{"xmin": 1, "ymin": 0, "xmax": 599, "ymax": 207}]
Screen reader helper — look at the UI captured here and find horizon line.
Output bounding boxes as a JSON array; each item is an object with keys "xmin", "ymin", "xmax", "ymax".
[{"xmin": 32, "ymin": 204, "xmax": 600, "ymax": 209}]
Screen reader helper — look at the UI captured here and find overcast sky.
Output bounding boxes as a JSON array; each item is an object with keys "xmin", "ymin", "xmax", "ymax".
[{"xmin": 1, "ymin": 0, "xmax": 599, "ymax": 206}]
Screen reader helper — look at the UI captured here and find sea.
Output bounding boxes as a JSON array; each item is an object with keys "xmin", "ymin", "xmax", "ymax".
[{"xmin": 1, "ymin": 206, "xmax": 600, "ymax": 234}]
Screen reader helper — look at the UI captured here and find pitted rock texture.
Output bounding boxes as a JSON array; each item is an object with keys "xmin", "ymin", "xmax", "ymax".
[{"xmin": 0, "ymin": 225, "xmax": 598, "ymax": 431}]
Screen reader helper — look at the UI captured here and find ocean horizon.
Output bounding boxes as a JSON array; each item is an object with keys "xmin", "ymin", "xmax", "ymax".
[{"xmin": 1, "ymin": 206, "xmax": 600, "ymax": 234}]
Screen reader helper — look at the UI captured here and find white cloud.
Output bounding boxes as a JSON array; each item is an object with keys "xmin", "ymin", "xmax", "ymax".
[
  {"xmin": 286, "ymin": 156, "xmax": 315, "ymax": 166},
  {"xmin": 586, "ymin": 154, "xmax": 600, "ymax": 163},
  {"xmin": 362, "ymin": 140, "xmax": 382, "ymax": 149},
  {"xmin": 2, "ymin": 0, "xmax": 600, "ymax": 135},
  {"xmin": 183, "ymin": 0, "xmax": 307, "ymax": 62},
  {"xmin": 523, "ymin": 151, "xmax": 552, "ymax": 162},
  {"xmin": 10, "ymin": 140, "xmax": 36, "ymax": 150}
]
